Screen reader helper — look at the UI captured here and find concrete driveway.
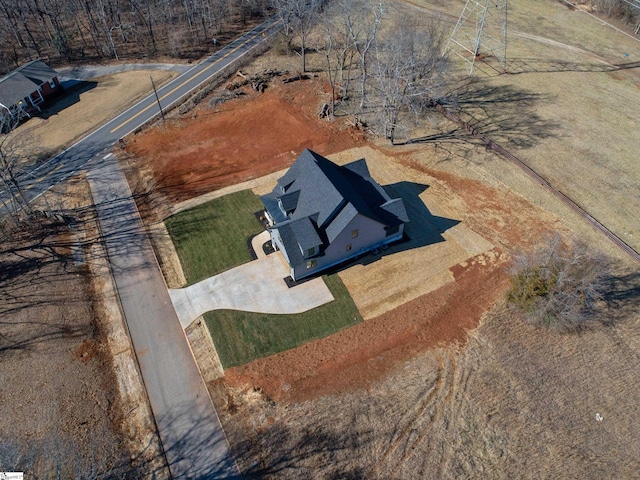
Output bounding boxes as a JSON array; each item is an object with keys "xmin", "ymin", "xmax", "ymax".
[{"xmin": 169, "ymin": 234, "xmax": 334, "ymax": 328}]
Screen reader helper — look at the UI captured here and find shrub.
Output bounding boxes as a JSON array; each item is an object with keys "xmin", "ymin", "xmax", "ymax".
[
  {"xmin": 273, "ymin": 32, "xmax": 293, "ymax": 56},
  {"xmin": 506, "ymin": 235, "xmax": 609, "ymax": 332}
]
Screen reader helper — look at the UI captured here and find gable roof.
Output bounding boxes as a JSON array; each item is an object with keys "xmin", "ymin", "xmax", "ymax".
[
  {"xmin": 0, "ymin": 60, "xmax": 58, "ymax": 107},
  {"xmin": 266, "ymin": 149, "xmax": 407, "ymax": 228},
  {"xmin": 261, "ymin": 149, "xmax": 408, "ymax": 268}
]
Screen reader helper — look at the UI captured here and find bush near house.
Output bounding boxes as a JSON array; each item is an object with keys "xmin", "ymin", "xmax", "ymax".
[
  {"xmin": 507, "ymin": 236, "xmax": 609, "ymax": 332},
  {"xmin": 166, "ymin": 190, "xmax": 363, "ymax": 366}
]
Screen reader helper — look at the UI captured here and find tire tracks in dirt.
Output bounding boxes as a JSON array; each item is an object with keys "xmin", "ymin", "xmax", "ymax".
[{"xmin": 369, "ymin": 349, "xmax": 458, "ymax": 478}]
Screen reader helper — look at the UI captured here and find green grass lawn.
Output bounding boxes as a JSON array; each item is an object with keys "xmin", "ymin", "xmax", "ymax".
[
  {"xmin": 204, "ymin": 273, "xmax": 362, "ymax": 368},
  {"xmin": 167, "ymin": 189, "xmax": 363, "ymax": 367},
  {"xmin": 165, "ymin": 190, "xmax": 265, "ymax": 284}
]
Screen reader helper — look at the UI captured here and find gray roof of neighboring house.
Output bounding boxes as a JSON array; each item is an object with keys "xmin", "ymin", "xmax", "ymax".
[
  {"xmin": 0, "ymin": 60, "xmax": 58, "ymax": 107},
  {"xmin": 262, "ymin": 148, "xmax": 409, "ymax": 268}
]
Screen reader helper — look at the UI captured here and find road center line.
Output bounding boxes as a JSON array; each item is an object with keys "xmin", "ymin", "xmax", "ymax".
[{"xmin": 108, "ymin": 28, "xmax": 266, "ymax": 134}]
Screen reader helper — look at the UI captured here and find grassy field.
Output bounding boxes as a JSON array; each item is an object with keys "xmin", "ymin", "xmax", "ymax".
[
  {"xmin": 165, "ymin": 189, "xmax": 264, "ymax": 284},
  {"xmin": 204, "ymin": 274, "xmax": 362, "ymax": 368}
]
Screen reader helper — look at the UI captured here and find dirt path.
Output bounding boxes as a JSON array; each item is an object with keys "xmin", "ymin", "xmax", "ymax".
[{"xmin": 58, "ymin": 63, "xmax": 191, "ymax": 81}]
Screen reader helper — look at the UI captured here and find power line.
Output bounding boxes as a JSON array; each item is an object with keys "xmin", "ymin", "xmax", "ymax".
[{"xmin": 557, "ymin": 0, "xmax": 640, "ymax": 43}]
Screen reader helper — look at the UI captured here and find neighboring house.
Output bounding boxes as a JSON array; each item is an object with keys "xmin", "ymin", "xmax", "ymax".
[
  {"xmin": 261, "ymin": 148, "xmax": 409, "ymax": 281},
  {"xmin": 0, "ymin": 60, "xmax": 62, "ymax": 126}
]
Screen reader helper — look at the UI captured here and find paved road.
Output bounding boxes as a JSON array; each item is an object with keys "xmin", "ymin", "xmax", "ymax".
[
  {"xmin": 1, "ymin": 15, "xmax": 281, "ymax": 211},
  {"xmin": 1, "ymin": 16, "xmax": 282, "ymax": 479}
]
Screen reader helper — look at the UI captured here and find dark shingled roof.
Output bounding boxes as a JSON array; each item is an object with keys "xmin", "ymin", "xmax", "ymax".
[
  {"xmin": 276, "ymin": 223, "xmax": 303, "ymax": 266},
  {"xmin": 0, "ymin": 60, "xmax": 58, "ymax": 107},
  {"xmin": 289, "ymin": 217, "xmax": 322, "ymax": 250},
  {"xmin": 325, "ymin": 202, "xmax": 358, "ymax": 243},
  {"xmin": 382, "ymin": 198, "xmax": 410, "ymax": 223},
  {"xmin": 262, "ymin": 148, "xmax": 408, "ymax": 268},
  {"xmin": 278, "ymin": 189, "xmax": 300, "ymax": 214}
]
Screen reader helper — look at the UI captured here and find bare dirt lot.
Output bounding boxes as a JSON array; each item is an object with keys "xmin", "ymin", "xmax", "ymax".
[{"xmin": 124, "ymin": 75, "xmax": 365, "ymax": 211}]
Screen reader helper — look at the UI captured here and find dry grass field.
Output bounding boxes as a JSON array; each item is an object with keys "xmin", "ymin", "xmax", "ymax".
[{"xmin": 403, "ymin": 0, "xmax": 640, "ymax": 253}]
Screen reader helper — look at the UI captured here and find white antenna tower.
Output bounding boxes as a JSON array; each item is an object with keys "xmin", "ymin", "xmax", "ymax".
[{"xmin": 447, "ymin": 0, "xmax": 508, "ymax": 75}]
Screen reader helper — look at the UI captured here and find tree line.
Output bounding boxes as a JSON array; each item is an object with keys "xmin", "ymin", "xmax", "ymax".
[{"xmin": 0, "ymin": 0, "xmax": 270, "ymax": 73}]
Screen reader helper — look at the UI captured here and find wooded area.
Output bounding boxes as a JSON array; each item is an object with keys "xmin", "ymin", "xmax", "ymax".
[{"xmin": 0, "ymin": 0, "xmax": 270, "ymax": 73}]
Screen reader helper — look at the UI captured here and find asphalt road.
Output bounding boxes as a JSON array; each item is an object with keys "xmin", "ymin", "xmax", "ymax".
[
  {"xmin": 1, "ymin": 15, "xmax": 282, "ymax": 478},
  {"xmin": 1, "ymin": 14, "xmax": 281, "ymax": 211}
]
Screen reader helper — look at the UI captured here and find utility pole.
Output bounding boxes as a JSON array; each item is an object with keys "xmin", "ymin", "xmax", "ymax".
[
  {"xmin": 446, "ymin": 0, "xmax": 508, "ymax": 75},
  {"xmin": 150, "ymin": 75, "xmax": 165, "ymax": 122}
]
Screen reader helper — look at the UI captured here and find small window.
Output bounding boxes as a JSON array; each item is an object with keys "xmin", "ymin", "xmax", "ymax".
[
  {"xmin": 352, "ymin": 229, "xmax": 359, "ymax": 238},
  {"xmin": 346, "ymin": 244, "xmax": 352, "ymax": 252},
  {"xmin": 306, "ymin": 259, "xmax": 317, "ymax": 269},
  {"xmin": 307, "ymin": 247, "xmax": 315, "ymax": 256},
  {"xmin": 49, "ymin": 79, "xmax": 56, "ymax": 88}
]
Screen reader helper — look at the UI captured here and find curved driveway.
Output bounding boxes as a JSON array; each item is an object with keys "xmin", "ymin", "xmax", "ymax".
[{"xmin": 169, "ymin": 232, "xmax": 334, "ymax": 329}]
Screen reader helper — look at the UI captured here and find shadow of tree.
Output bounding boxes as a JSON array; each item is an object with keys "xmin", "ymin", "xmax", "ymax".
[
  {"xmin": 233, "ymin": 421, "xmax": 374, "ymax": 479},
  {"xmin": 484, "ymin": 57, "xmax": 640, "ymax": 76},
  {"xmin": 0, "ymin": 185, "xmax": 161, "ymax": 352},
  {"xmin": 601, "ymin": 270, "xmax": 640, "ymax": 323},
  {"xmin": 404, "ymin": 78, "xmax": 561, "ymax": 152}
]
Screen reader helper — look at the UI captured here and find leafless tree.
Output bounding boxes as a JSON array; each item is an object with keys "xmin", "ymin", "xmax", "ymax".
[
  {"xmin": 271, "ymin": 0, "xmax": 322, "ymax": 72},
  {"xmin": 317, "ymin": 3, "xmax": 354, "ymax": 118},
  {"xmin": 0, "ymin": 0, "xmax": 270, "ymax": 71},
  {"xmin": 0, "ymin": 117, "xmax": 34, "ymax": 223},
  {"xmin": 369, "ymin": 17, "xmax": 449, "ymax": 144},
  {"xmin": 507, "ymin": 235, "xmax": 610, "ymax": 332},
  {"xmin": 341, "ymin": 0, "xmax": 386, "ymax": 109}
]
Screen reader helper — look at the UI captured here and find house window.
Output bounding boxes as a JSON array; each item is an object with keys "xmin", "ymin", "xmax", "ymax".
[
  {"xmin": 352, "ymin": 229, "xmax": 359, "ymax": 238},
  {"xmin": 306, "ymin": 259, "xmax": 317, "ymax": 269},
  {"xmin": 346, "ymin": 244, "xmax": 352, "ymax": 252},
  {"xmin": 307, "ymin": 247, "xmax": 315, "ymax": 256},
  {"xmin": 49, "ymin": 79, "xmax": 56, "ymax": 89}
]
